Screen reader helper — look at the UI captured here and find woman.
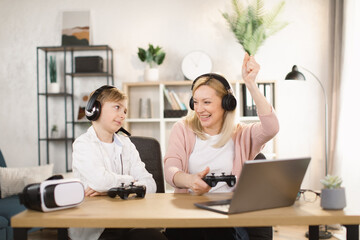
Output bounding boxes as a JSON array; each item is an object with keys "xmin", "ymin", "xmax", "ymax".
[{"xmin": 163, "ymin": 53, "xmax": 279, "ymax": 240}]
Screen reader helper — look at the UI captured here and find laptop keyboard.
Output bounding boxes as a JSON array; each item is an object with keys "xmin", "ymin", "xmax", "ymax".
[{"xmin": 209, "ymin": 203, "xmax": 230, "ymax": 212}]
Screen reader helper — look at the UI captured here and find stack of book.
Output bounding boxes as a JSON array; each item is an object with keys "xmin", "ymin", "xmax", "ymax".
[
  {"xmin": 163, "ymin": 87, "xmax": 188, "ymax": 118},
  {"xmin": 242, "ymin": 83, "xmax": 274, "ymax": 116}
]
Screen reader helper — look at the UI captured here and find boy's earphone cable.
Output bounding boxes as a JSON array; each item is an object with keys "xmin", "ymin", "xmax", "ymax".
[{"xmin": 117, "ymin": 127, "xmax": 131, "ymax": 136}]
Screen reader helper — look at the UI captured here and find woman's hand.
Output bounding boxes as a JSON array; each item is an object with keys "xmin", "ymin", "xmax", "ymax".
[
  {"xmin": 242, "ymin": 52, "xmax": 260, "ymax": 85},
  {"xmin": 187, "ymin": 167, "xmax": 211, "ymax": 195},
  {"xmin": 85, "ymin": 187, "xmax": 107, "ymax": 197},
  {"xmin": 241, "ymin": 52, "xmax": 272, "ymax": 115},
  {"xmin": 173, "ymin": 167, "xmax": 211, "ymax": 195}
]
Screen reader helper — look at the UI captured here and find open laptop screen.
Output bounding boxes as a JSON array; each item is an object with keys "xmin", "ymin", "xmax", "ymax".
[{"xmin": 195, "ymin": 157, "xmax": 311, "ymax": 214}]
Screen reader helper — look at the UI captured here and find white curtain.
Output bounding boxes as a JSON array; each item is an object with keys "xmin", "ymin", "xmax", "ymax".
[{"xmin": 333, "ymin": 0, "xmax": 360, "ymax": 203}]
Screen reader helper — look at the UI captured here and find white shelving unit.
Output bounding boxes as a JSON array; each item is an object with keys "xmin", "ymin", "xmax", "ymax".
[{"xmin": 123, "ymin": 80, "xmax": 276, "ymax": 158}]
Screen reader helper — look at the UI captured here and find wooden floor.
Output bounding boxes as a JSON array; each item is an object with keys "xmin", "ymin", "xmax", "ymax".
[{"xmin": 28, "ymin": 225, "xmax": 347, "ymax": 240}]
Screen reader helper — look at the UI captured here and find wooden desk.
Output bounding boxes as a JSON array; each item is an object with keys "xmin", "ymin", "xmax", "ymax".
[{"xmin": 11, "ymin": 193, "xmax": 360, "ymax": 240}]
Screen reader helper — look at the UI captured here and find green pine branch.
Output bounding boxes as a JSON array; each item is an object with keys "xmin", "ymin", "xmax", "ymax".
[{"xmin": 223, "ymin": 0, "xmax": 288, "ymax": 55}]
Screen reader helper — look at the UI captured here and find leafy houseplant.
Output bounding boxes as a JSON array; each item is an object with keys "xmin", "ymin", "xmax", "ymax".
[
  {"xmin": 137, "ymin": 44, "xmax": 166, "ymax": 81},
  {"xmin": 222, "ymin": 0, "xmax": 288, "ymax": 55},
  {"xmin": 320, "ymin": 175, "xmax": 346, "ymax": 210},
  {"xmin": 137, "ymin": 44, "xmax": 166, "ymax": 68}
]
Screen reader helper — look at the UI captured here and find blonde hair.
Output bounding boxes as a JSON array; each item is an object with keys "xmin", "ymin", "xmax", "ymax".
[
  {"xmin": 91, "ymin": 87, "xmax": 127, "ymax": 105},
  {"xmin": 184, "ymin": 76, "xmax": 236, "ymax": 148}
]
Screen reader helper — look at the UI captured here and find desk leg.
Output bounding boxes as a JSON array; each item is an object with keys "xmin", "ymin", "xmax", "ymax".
[
  {"xmin": 344, "ymin": 225, "xmax": 359, "ymax": 240},
  {"xmin": 13, "ymin": 228, "xmax": 29, "ymax": 240},
  {"xmin": 308, "ymin": 225, "xmax": 320, "ymax": 240},
  {"xmin": 58, "ymin": 228, "xmax": 68, "ymax": 240}
]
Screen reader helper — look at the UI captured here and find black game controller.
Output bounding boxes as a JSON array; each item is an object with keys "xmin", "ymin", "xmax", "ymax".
[
  {"xmin": 202, "ymin": 173, "xmax": 236, "ymax": 187},
  {"xmin": 108, "ymin": 182, "xmax": 146, "ymax": 200}
]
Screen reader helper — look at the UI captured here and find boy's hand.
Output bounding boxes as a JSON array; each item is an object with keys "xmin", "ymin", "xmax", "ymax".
[{"xmin": 85, "ymin": 187, "xmax": 107, "ymax": 197}]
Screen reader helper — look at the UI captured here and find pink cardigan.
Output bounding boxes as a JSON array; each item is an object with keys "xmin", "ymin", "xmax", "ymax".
[{"xmin": 164, "ymin": 110, "xmax": 279, "ymax": 193}]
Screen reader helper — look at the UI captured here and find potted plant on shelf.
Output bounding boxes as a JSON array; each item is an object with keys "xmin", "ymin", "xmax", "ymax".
[
  {"xmin": 48, "ymin": 56, "xmax": 60, "ymax": 93},
  {"xmin": 320, "ymin": 175, "xmax": 346, "ymax": 210},
  {"xmin": 222, "ymin": 0, "xmax": 288, "ymax": 55},
  {"xmin": 137, "ymin": 44, "xmax": 166, "ymax": 81},
  {"xmin": 51, "ymin": 124, "xmax": 59, "ymax": 138}
]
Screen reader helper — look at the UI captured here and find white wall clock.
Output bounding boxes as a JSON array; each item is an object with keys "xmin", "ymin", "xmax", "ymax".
[{"xmin": 181, "ymin": 51, "xmax": 212, "ymax": 80}]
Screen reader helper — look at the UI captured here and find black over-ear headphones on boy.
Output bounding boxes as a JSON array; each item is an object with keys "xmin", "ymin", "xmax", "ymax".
[
  {"xmin": 85, "ymin": 85, "xmax": 131, "ymax": 136},
  {"xmin": 86, "ymin": 85, "xmax": 115, "ymax": 121},
  {"xmin": 189, "ymin": 73, "xmax": 237, "ymax": 111}
]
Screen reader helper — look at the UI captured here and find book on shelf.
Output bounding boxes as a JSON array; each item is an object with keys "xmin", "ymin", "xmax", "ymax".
[
  {"xmin": 242, "ymin": 85, "xmax": 256, "ymax": 116},
  {"xmin": 163, "ymin": 87, "xmax": 172, "ymax": 107},
  {"xmin": 168, "ymin": 91, "xmax": 181, "ymax": 110},
  {"xmin": 242, "ymin": 83, "xmax": 274, "ymax": 116},
  {"xmin": 163, "ymin": 87, "xmax": 187, "ymax": 110},
  {"xmin": 164, "ymin": 87, "xmax": 178, "ymax": 110},
  {"xmin": 170, "ymin": 90, "xmax": 187, "ymax": 110}
]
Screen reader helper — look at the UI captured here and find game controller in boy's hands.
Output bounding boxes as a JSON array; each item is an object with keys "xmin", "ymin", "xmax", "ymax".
[
  {"xmin": 202, "ymin": 173, "xmax": 236, "ymax": 187},
  {"xmin": 108, "ymin": 182, "xmax": 146, "ymax": 200}
]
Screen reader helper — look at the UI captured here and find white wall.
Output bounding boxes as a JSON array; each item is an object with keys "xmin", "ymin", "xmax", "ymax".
[{"xmin": 0, "ymin": 0, "xmax": 334, "ymax": 189}]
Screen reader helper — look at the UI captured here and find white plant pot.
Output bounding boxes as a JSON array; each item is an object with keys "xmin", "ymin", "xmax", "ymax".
[
  {"xmin": 48, "ymin": 82, "xmax": 60, "ymax": 93},
  {"xmin": 144, "ymin": 67, "xmax": 159, "ymax": 82},
  {"xmin": 320, "ymin": 188, "xmax": 346, "ymax": 210}
]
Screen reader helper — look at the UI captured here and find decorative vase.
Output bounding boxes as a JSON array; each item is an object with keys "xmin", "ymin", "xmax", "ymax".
[
  {"xmin": 144, "ymin": 67, "xmax": 159, "ymax": 81},
  {"xmin": 320, "ymin": 188, "xmax": 346, "ymax": 210},
  {"xmin": 139, "ymin": 98, "xmax": 152, "ymax": 118},
  {"xmin": 48, "ymin": 82, "xmax": 60, "ymax": 93}
]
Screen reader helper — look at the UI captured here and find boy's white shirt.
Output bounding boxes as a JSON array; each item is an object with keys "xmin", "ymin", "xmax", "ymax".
[{"xmin": 69, "ymin": 126, "xmax": 156, "ymax": 240}]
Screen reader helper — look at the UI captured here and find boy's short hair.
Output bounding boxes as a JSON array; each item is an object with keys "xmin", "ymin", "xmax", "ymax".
[{"xmin": 91, "ymin": 87, "xmax": 127, "ymax": 105}]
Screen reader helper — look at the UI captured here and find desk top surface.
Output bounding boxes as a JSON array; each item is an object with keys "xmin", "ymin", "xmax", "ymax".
[{"xmin": 11, "ymin": 193, "xmax": 360, "ymax": 228}]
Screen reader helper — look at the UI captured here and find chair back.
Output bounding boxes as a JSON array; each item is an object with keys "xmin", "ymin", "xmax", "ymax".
[
  {"xmin": 0, "ymin": 149, "xmax": 6, "ymax": 168},
  {"xmin": 254, "ymin": 152, "xmax": 266, "ymax": 160},
  {"xmin": 129, "ymin": 136, "xmax": 165, "ymax": 193}
]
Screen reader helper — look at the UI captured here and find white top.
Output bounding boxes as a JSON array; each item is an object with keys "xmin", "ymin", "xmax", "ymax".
[
  {"xmin": 69, "ymin": 126, "xmax": 156, "ymax": 240},
  {"xmin": 101, "ymin": 141, "xmax": 121, "ymax": 174},
  {"xmin": 188, "ymin": 134, "xmax": 235, "ymax": 192},
  {"xmin": 72, "ymin": 126, "xmax": 156, "ymax": 193}
]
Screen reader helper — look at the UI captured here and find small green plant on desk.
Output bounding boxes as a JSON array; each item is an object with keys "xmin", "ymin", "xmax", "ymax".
[
  {"xmin": 320, "ymin": 175, "xmax": 346, "ymax": 210},
  {"xmin": 320, "ymin": 175, "xmax": 342, "ymax": 189}
]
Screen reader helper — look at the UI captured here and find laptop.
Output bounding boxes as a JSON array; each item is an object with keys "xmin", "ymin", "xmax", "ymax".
[{"xmin": 194, "ymin": 157, "xmax": 311, "ymax": 214}]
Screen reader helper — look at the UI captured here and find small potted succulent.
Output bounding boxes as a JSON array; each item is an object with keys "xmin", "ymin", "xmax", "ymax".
[
  {"xmin": 48, "ymin": 56, "xmax": 60, "ymax": 92},
  {"xmin": 320, "ymin": 175, "xmax": 346, "ymax": 210},
  {"xmin": 137, "ymin": 44, "xmax": 166, "ymax": 81},
  {"xmin": 51, "ymin": 124, "xmax": 59, "ymax": 138}
]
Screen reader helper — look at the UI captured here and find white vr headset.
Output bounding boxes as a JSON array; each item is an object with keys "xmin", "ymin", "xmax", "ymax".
[{"xmin": 19, "ymin": 177, "xmax": 85, "ymax": 212}]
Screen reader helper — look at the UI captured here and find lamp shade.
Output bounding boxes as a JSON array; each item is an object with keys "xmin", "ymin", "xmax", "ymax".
[{"xmin": 285, "ymin": 65, "xmax": 306, "ymax": 80}]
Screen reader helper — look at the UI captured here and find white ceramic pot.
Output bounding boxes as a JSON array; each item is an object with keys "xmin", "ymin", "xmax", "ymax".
[
  {"xmin": 48, "ymin": 82, "xmax": 60, "ymax": 93},
  {"xmin": 144, "ymin": 67, "xmax": 159, "ymax": 81},
  {"xmin": 320, "ymin": 188, "xmax": 346, "ymax": 210}
]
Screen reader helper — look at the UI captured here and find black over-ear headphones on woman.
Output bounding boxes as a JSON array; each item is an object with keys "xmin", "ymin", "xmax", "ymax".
[
  {"xmin": 85, "ymin": 85, "xmax": 115, "ymax": 121},
  {"xmin": 189, "ymin": 73, "xmax": 237, "ymax": 111}
]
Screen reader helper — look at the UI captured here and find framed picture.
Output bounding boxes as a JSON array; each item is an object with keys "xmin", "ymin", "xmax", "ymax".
[{"xmin": 62, "ymin": 11, "xmax": 90, "ymax": 46}]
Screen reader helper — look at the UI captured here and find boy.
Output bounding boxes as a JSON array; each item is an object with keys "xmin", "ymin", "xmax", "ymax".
[{"xmin": 69, "ymin": 85, "xmax": 165, "ymax": 240}]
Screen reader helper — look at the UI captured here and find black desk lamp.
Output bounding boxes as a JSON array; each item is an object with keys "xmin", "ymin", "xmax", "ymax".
[
  {"xmin": 285, "ymin": 65, "xmax": 332, "ymax": 239},
  {"xmin": 285, "ymin": 65, "xmax": 329, "ymax": 176}
]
